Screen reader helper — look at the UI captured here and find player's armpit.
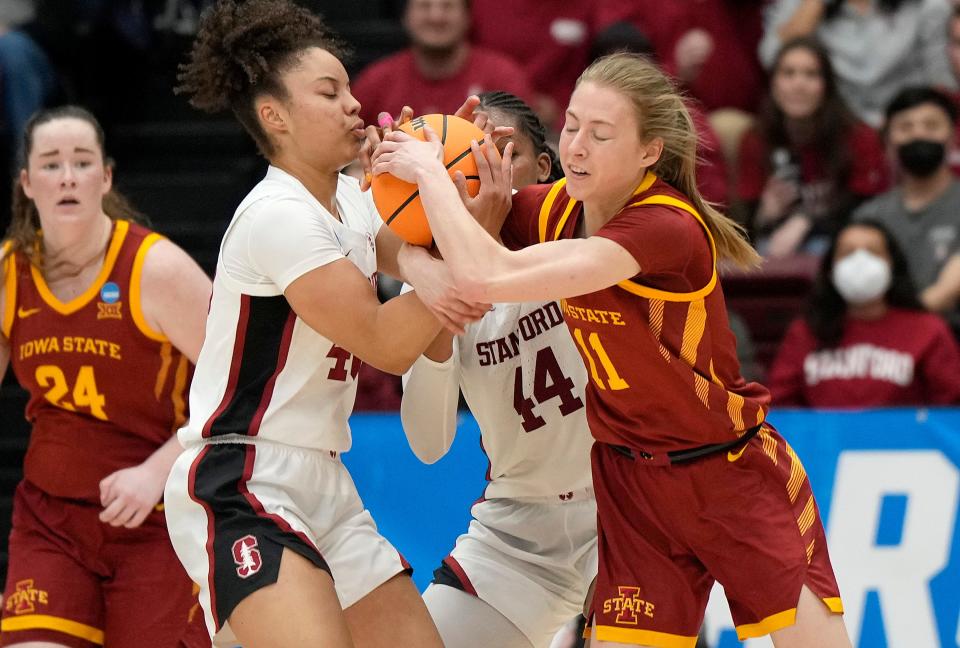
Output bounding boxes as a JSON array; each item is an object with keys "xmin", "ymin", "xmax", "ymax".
[{"xmin": 139, "ymin": 238, "xmax": 212, "ymax": 364}]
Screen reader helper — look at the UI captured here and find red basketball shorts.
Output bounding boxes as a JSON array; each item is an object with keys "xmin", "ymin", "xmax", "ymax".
[
  {"xmin": 1, "ymin": 480, "xmax": 208, "ymax": 648},
  {"xmin": 588, "ymin": 425, "xmax": 842, "ymax": 647}
]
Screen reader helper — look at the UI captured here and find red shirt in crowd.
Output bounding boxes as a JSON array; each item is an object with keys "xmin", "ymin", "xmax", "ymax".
[
  {"xmin": 737, "ymin": 121, "xmax": 889, "ymax": 216},
  {"xmin": 470, "ymin": 0, "xmax": 598, "ymax": 128},
  {"xmin": 596, "ymin": 0, "xmax": 766, "ymax": 113},
  {"xmin": 352, "ymin": 46, "xmax": 534, "ymax": 126},
  {"xmin": 768, "ymin": 309, "xmax": 960, "ymax": 408}
]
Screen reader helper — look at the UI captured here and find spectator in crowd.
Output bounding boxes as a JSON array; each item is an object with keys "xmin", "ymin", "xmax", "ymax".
[
  {"xmin": 853, "ymin": 86, "xmax": 960, "ymax": 329},
  {"xmin": 351, "ymin": 0, "xmax": 532, "ymax": 127},
  {"xmin": 596, "ymin": 0, "xmax": 766, "ymax": 115},
  {"xmin": 760, "ymin": 0, "xmax": 956, "ymax": 128},
  {"xmin": 469, "ymin": 0, "xmax": 598, "ymax": 129},
  {"xmin": 738, "ymin": 37, "xmax": 888, "ymax": 257},
  {"xmin": 946, "ymin": 5, "xmax": 960, "ymax": 174},
  {"xmin": 769, "ymin": 221, "xmax": 960, "ymax": 407},
  {"xmin": 0, "ymin": 0, "xmax": 56, "ymax": 162}
]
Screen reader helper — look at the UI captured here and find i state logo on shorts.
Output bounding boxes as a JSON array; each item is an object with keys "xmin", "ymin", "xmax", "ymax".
[{"xmin": 232, "ymin": 535, "xmax": 263, "ymax": 579}]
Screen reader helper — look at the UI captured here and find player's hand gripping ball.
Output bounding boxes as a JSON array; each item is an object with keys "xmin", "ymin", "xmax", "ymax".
[{"xmin": 372, "ymin": 114, "xmax": 485, "ymax": 246}]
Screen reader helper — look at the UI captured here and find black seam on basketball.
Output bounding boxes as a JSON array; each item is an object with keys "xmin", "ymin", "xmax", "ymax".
[
  {"xmin": 445, "ymin": 147, "xmax": 473, "ymax": 170},
  {"xmin": 386, "ymin": 189, "xmax": 421, "ymax": 225},
  {"xmin": 462, "ymin": 175, "xmax": 480, "ymax": 180},
  {"xmin": 441, "ymin": 114, "xmax": 448, "ymax": 145}
]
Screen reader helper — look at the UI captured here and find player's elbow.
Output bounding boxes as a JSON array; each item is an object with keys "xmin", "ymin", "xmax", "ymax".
[{"xmin": 373, "ymin": 348, "xmax": 422, "ymax": 376}]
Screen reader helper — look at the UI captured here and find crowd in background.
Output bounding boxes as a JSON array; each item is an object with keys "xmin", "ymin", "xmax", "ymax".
[{"xmin": 2, "ymin": 0, "xmax": 960, "ymax": 410}]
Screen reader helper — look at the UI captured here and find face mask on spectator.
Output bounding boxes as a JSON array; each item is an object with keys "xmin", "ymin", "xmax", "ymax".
[
  {"xmin": 897, "ymin": 139, "xmax": 946, "ymax": 178},
  {"xmin": 831, "ymin": 249, "xmax": 891, "ymax": 305}
]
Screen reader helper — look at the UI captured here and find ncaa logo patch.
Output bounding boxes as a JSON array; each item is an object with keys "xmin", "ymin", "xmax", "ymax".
[
  {"xmin": 232, "ymin": 535, "xmax": 263, "ymax": 579},
  {"xmin": 100, "ymin": 282, "xmax": 120, "ymax": 304}
]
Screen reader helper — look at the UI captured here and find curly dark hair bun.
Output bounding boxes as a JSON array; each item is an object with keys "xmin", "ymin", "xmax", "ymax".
[{"xmin": 176, "ymin": 0, "xmax": 348, "ymax": 155}]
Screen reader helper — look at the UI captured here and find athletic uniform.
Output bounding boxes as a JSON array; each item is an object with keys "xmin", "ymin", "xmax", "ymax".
[
  {"xmin": 164, "ymin": 167, "xmax": 409, "ymax": 643},
  {"xmin": 0, "ymin": 221, "xmax": 206, "ymax": 648},
  {"xmin": 401, "ymin": 296, "xmax": 596, "ymax": 647},
  {"xmin": 502, "ymin": 174, "xmax": 843, "ymax": 647}
]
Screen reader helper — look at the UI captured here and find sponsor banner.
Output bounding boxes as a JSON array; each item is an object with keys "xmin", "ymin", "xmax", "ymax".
[{"xmin": 346, "ymin": 408, "xmax": 960, "ymax": 648}]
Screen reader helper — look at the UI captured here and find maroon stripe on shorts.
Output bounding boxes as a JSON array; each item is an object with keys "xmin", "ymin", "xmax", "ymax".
[
  {"xmin": 442, "ymin": 556, "xmax": 478, "ymax": 597},
  {"xmin": 236, "ymin": 444, "xmax": 325, "ymax": 558},
  {"xmin": 186, "ymin": 445, "xmax": 220, "ymax": 629}
]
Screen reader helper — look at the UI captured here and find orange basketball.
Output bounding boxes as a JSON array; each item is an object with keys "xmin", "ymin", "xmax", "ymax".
[{"xmin": 372, "ymin": 114, "xmax": 484, "ymax": 246}]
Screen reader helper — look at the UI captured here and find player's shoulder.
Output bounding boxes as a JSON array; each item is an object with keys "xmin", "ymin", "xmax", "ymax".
[
  {"xmin": 621, "ymin": 177, "xmax": 702, "ymax": 231},
  {"xmin": 514, "ymin": 181, "xmax": 559, "ymax": 213}
]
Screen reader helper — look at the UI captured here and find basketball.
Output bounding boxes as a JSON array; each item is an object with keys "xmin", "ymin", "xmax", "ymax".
[{"xmin": 372, "ymin": 114, "xmax": 484, "ymax": 246}]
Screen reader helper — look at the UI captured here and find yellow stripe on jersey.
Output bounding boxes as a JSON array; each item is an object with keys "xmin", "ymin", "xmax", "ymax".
[
  {"xmin": 538, "ymin": 172, "xmax": 656, "ymax": 244},
  {"xmin": 761, "ymin": 428, "xmax": 779, "ymax": 465},
  {"xmin": 798, "ymin": 494, "xmax": 817, "ymax": 536},
  {"xmin": 171, "ymin": 354, "xmax": 189, "ymax": 430},
  {"xmin": 553, "ymin": 197, "xmax": 578, "ymax": 241},
  {"xmin": 679, "ymin": 299, "xmax": 707, "ymax": 366},
  {"xmin": 155, "ymin": 342, "xmax": 173, "ymax": 401},
  {"xmin": 538, "ymin": 178, "xmax": 568, "ymax": 243},
  {"xmin": 786, "ymin": 444, "xmax": 807, "ymax": 503},
  {"xmin": 693, "ymin": 373, "xmax": 710, "ymax": 407},
  {"xmin": 2, "ymin": 241, "xmax": 15, "ymax": 338},
  {"xmin": 1, "ymin": 614, "xmax": 105, "ymax": 645},
  {"xmin": 130, "ymin": 232, "xmax": 169, "ymax": 342},
  {"xmin": 617, "ymin": 193, "xmax": 718, "ymax": 302},
  {"xmin": 727, "ymin": 392, "xmax": 745, "ymax": 431},
  {"xmin": 31, "ymin": 220, "xmax": 129, "ymax": 315}
]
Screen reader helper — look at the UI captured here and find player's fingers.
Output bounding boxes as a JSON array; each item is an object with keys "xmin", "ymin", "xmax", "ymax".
[
  {"xmin": 471, "ymin": 139, "xmax": 494, "ymax": 184},
  {"xmin": 125, "ymin": 505, "xmax": 152, "ymax": 529},
  {"xmin": 421, "ymin": 123, "xmax": 441, "ymax": 145},
  {"xmin": 453, "ymin": 95, "xmax": 480, "ymax": 122},
  {"xmin": 452, "ymin": 170, "xmax": 470, "ymax": 202},
  {"xmin": 99, "ymin": 474, "xmax": 116, "ymax": 506},
  {"xmin": 490, "ymin": 125, "xmax": 514, "ymax": 143},
  {"xmin": 397, "ymin": 106, "xmax": 414, "ymax": 126},
  {"xmin": 99, "ymin": 497, "xmax": 127, "ymax": 524},
  {"xmin": 377, "ymin": 111, "xmax": 394, "ymax": 135},
  {"xmin": 501, "ymin": 141, "xmax": 514, "ymax": 180},
  {"xmin": 110, "ymin": 503, "xmax": 139, "ymax": 528},
  {"xmin": 472, "ymin": 111, "xmax": 489, "ymax": 133}
]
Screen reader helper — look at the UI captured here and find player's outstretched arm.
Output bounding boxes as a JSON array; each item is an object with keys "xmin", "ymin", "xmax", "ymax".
[
  {"xmin": 285, "ymin": 258, "xmax": 485, "ymax": 375},
  {"xmin": 376, "ymin": 129, "xmax": 641, "ymax": 303},
  {"xmin": 400, "ymin": 330, "xmax": 460, "ymax": 464}
]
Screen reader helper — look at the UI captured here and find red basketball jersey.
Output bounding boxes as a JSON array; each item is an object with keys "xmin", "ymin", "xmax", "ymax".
[
  {"xmin": 503, "ymin": 174, "xmax": 770, "ymax": 454},
  {"xmin": 2, "ymin": 220, "xmax": 191, "ymax": 502}
]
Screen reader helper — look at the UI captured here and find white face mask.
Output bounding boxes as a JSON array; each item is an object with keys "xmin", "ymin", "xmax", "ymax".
[{"xmin": 831, "ymin": 249, "xmax": 892, "ymax": 305}]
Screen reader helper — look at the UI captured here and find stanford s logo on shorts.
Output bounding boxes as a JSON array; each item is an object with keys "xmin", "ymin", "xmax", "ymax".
[{"xmin": 232, "ymin": 535, "xmax": 263, "ymax": 579}]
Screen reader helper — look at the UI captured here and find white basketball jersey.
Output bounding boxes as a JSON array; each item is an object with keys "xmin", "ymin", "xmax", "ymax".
[
  {"xmin": 179, "ymin": 166, "xmax": 381, "ymax": 451},
  {"xmin": 405, "ymin": 299, "xmax": 593, "ymax": 499}
]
